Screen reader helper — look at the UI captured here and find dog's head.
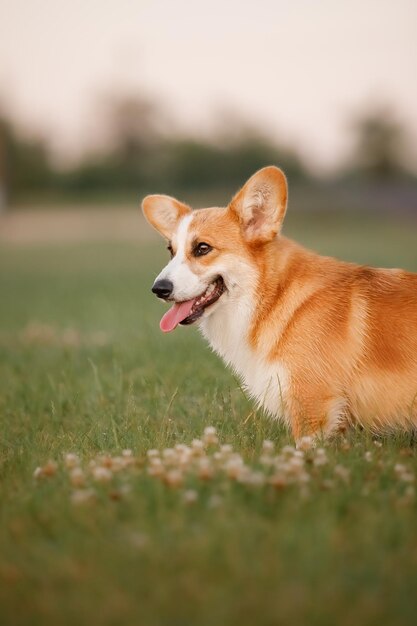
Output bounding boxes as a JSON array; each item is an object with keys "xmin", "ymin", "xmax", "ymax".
[{"xmin": 142, "ymin": 166, "xmax": 288, "ymax": 332}]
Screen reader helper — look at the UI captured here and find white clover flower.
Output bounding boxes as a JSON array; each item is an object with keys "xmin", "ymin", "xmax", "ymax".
[
  {"xmin": 225, "ymin": 457, "xmax": 245, "ymax": 480},
  {"xmin": 71, "ymin": 489, "xmax": 96, "ymax": 505},
  {"xmin": 203, "ymin": 434, "xmax": 219, "ymax": 446},
  {"xmin": 43, "ymin": 460, "xmax": 58, "ymax": 477},
  {"xmin": 373, "ymin": 440, "xmax": 383, "ymax": 448},
  {"xmin": 399, "ymin": 472, "xmax": 415, "ymax": 483},
  {"xmin": 98, "ymin": 455, "xmax": 113, "ymax": 469},
  {"xmin": 269, "ymin": 473, "xmax": 287, "ymax": 489},
  {"xmin": 64, "ymin": 453, "xmax": 80, "ymax": 469},
  {"xmin": 162, "ymin": 448, "xmax": 176, "ymax": 460},
  {"xmin": 149, "ymin": 456, "xmax": 163, "ymax": 466},
  {"xmin": 334, "ymin": 464, "xmax": 350, "ymax": 483},
  {"xmin": 297, "ymin": 471, "xmax": 311, "ymax": 484},
  {"xmin": 122, "ymin": 449, "xmax": 133, "ymax": 457},
  {"xmin": 69, "ymin": 467, "xmax": 86, "ymax": 487},
  {"xmin": 203, "ymin": 426, "xmax": 219, "ymax": 446},
  {"xmin": 191, "ymin": 439, "xmax": 205, "ymax": 453},
  {"xmin": 235, "ymin": 467, "xmax": 252, "ymax": 485},
  {"xmin": 147, "ymin": 449, "xmax": 160, "ymax": 459},
  {"xmin": 393, "ymin": 462, "xmax": 414, "ymax": 487},
  {"xmin": 282, "ymin": 445, "xmax": 296, "ymax": 456},
  {"xmin": 164, "ymin": 469, "xmax": 183, "ymax": 488},
  {"xmin": 198, "ymin": 458, "xmax": 214, "ymax": 480},
  {"xmin": 147, "ymin": 460, "xmax": 165, "ymax": 477},
  {"xmin": 259, "ymin": 454, "xmax": 275, "ymax": 467},
  {"xmin": 33, "ymin": 460, "xmax": 58, "ymax": 479},
  {"xmin": 181, "ymin": 457, "xmax": 193, "ymax": 469},
  {"xmin": 288, "ymin": 457, "xmax": 305, "ymax": 474},
  {"xmin": 364, "ymin": 451, "xmax": 372, "ymax": 462},
  {"xmin": 297, "ymin": 436, "xmax": 314, "ymax": 452},
  {"xmin": 273, "ymin": 460, "xmax": 288, "ymax": 475},
  {"xmin": 92, "ymin": 466, "xmax": 113, "ymax": 482},
  {"xmin": 109, "ymin": 456, "xmax": 127, "ymax": 472},
  {"xmin": 220, "ymin": 444, "xmax": 233, "ymax": 455},
  {"xmin": 245, "ymin": 471, "xmax": 266, "ymax": 487},
  {"xmin": 182, "ymin": 489, "xmax": 198, "ymax": 504},
  {"xmin": 313, "ymin": 449, "xmax": 328, "ymax": 467},
  {"xmin": 293, "ymin": 450, "xmax": 305, "ymax": 459},
  {"xmin": 33, "ymin": 467, "xmax": 43, "ymax": 479},
  {"xmin": 176, "ymin": 449, "xmax": 192, "ymax": 469},
  {"xmin": 262, "ymin": 440, "xmax": 274, "ymax": 454}
]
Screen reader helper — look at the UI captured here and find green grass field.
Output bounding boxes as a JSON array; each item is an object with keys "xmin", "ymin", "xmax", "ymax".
[{"xmin": 1, "ymin": 211, "xmax": 417, "ymax": 626}]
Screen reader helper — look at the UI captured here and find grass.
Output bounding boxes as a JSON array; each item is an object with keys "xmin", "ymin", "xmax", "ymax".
[{"xmin": 1, "ymin": 211, "xmax": 417, "ymax": 626}]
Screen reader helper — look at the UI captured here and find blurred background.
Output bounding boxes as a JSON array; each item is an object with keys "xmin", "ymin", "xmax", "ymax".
[{"xmin": 0, "ymin": 0, "xmax": 416, "ymax": 244}]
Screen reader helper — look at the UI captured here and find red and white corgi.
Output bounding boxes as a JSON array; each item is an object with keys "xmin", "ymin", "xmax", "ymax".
[{"xmin": 142, "ymin": 166, "xmax": 417, "ymax": 442}]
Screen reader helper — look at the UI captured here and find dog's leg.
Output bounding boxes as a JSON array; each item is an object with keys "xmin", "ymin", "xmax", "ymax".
[{"xmin": 288, "ymin": 379, "xmax": 346, "ymax": 444}]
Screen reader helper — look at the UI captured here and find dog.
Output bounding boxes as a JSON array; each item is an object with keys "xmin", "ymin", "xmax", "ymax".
[{"xmin": 142, "ymin": 166, "xmax": 417, "ymax": 442}]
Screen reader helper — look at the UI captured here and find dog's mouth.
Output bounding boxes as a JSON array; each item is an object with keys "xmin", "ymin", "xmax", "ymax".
[{"xmin": 160, "ymin": 277, "xmax": 226, "ymax": 333}]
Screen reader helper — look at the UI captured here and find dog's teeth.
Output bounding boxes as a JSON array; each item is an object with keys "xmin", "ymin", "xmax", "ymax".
[{"xmin": 189, "ymin": 279, "xmax": 223, "ymax": 316}]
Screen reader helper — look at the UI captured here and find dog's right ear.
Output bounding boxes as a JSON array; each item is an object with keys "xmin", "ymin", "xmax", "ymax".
[{"xmin": 142, "ymin": 195, "xmax": 191, "ymax": 239}]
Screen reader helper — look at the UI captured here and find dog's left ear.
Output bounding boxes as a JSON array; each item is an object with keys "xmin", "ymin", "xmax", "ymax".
[
  {"xmin": 230, "ymin": 166, "xmax": 288, "ymax": 243},
  {"xmin": 142, "ymin": 195, "xmax": 191, "ymax": 239}
]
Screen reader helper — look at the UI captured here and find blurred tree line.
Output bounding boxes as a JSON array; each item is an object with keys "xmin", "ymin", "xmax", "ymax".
[
  {"xmin": 58, "ymin": 96, "xmax": 305, "ymax": 200},
  {"xmin": 0, "ymin": 95, "xmax": 304, "ymax": 206},
  {"xmin": 0, "ymin": 115, "xmax": 55, "ymax": 206},
  {"xmin": 0, "ymin": 96, "xmax": 415, "ymax": 208}
]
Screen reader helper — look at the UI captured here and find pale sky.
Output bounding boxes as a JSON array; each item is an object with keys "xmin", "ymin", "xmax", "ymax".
[{"xmin": 0, "ymin": 0, "xmax": 416, "ymax": 173}]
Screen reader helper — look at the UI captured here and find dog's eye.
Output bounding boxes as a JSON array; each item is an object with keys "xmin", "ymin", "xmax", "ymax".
[
  {"xmin": 194, "ymin": 242, "xmax": 212, "ymax": 257},
  {"xmin": 167, "ymin": 243, "xmax": 174, "ymax": 258}
]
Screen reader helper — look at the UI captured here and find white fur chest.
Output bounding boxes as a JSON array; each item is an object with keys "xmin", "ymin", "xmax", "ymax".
[{"xmin": 199, "ymin": 298, "xmax": 289, "ymax": 424}]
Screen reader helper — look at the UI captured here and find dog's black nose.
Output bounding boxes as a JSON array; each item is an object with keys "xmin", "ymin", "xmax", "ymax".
[{"xmin": 152, "ymin": 279, "xmax": 174, "ymax": 299}]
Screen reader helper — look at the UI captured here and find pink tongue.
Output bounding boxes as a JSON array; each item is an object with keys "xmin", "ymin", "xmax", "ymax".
[{"xmin": 160, "ymin": 299, "xmax": 197, "ymax": 333}]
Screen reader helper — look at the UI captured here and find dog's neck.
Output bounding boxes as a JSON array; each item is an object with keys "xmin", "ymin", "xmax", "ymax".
[
  {"xmin": 198, "ymin": 236, "xmax": 317, "ymax": 366},
  {"xmin": 199, "ymin": 288, "xmax": 255, "ymax": 369}
]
